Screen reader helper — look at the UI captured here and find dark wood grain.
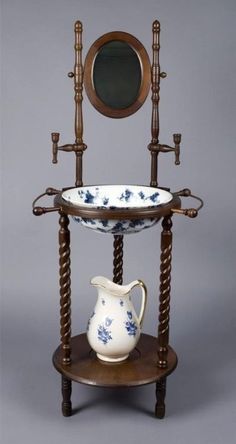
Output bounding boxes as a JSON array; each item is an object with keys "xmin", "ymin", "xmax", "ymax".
[{"xmin": 53, "ymin": 333, "xmax": 177, "ymax": 388}]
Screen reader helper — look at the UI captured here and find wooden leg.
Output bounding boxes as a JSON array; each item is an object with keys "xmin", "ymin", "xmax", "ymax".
[
  {"xmin": 113, "ymin": 235, "xmax": 123, "ymax": 284},
  {"xmin": 59, "ymin": 213, "xmax": 72, "ymax": 415},
  {"xmin": 61, "ymin": 376, "xmax": 72, "ymax": 417},
  {"xmin": 155, "ymin": 378, "xmax": 166, "ymax": 419}
]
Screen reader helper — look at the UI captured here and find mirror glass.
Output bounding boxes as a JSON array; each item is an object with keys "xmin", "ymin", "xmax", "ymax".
[{"xmin": 93, "ymin": 40, "xmax": 141, "ymax": 109}]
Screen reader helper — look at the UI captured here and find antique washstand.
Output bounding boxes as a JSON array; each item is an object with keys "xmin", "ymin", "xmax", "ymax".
[{"xmin": 32, "ymin": 20, "xmax": 203, "ymax": 418}]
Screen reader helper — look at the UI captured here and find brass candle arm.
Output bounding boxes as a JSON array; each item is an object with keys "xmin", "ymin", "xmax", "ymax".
[
  {"xmin": 51, "ymin": 132, "xmax": 87, "ymax": 164},
  {"xmin": 148, "ymin": 132, "xmax": 181, "ymax": 175}
]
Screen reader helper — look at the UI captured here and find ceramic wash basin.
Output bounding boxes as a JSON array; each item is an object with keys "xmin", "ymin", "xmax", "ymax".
[{"xmin": 61, "ymin": 185, "xmax": 173, "ymax": 235}]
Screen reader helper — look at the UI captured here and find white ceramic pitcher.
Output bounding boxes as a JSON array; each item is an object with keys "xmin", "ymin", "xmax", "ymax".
[{"xmin": 87, "ymin": 276, "xmax": 147, "ymax": 362}]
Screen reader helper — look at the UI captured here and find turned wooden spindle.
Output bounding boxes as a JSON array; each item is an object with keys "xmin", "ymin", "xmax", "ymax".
[
  {"xmin": 113, "ymin": 235, "xmax": 124, "ymax": 285},
  {"xmin": 151, "ymin": 20, "xmax": 160, "ymax": 146},
  {"xmin": 158, "ymin": 216, "xmax": 173, "ymax": 368},
  {"xmin": 61, "ymin": 376, "xmax": 72, "ymax": 417},
  {"xmin": 74, "ymin": 20, "xmax": 83, "ymax": 146},
  {"xmin": 149, "ymin": 20, "xmax": 160, "ymax": 187},
  {"xmin": 74, "ymin": 21, "xmax": 85, "ymax": 187},
  {"xmin": 155, "ymin": 378, "xmax": 166, "ymax": 419},
  {"xmin": 52, "ymin": 21, "xmax": 87, "ymax": 187}
]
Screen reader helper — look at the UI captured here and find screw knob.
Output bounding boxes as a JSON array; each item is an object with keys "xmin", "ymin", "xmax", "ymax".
[
  {"xmin": 33, "ymin": 206, "xmax": 45, "ymax": 216},
  {"xmin": 46, "ymin": 187, "xmax": 60, "ymax": 196},
  {"xmin": 160, "ymin": 72, "xmax": 167, "ymax": 78},
  {"xmin": 186, "ymin": 208, "xmax": 198, "ymax": 218}
]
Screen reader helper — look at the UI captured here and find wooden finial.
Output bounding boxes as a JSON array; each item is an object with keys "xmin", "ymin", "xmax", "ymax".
[
  {"xmin": 153, "ymin": 20, "xmax": 160, "ymax": 31},
  {"xmin": 74, "ymin": 20, "xmax": 82, "ymax": 32}
]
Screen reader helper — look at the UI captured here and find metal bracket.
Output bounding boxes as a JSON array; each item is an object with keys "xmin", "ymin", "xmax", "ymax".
[
  {"xmin": 171, "ymin": 188, "xmax": 204, "ymax": 218},
  {"xmin": 32, "ymin": 187, "xmax": 60, "ymax": 216}
]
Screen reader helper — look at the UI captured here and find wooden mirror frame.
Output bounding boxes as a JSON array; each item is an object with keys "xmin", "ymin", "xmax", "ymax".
[{"xmin": 84, "ymin": 31, "xmax": 151, "ymax": 118}]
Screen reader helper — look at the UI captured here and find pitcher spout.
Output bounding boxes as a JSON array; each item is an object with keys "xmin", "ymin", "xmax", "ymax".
[
  {"xmin": 91, "ymin": 276, "xmax": 110, "ymax": 289},
  {"xmin": 90, "ymin": 276, "xmax": 133, "ymax": 296}
]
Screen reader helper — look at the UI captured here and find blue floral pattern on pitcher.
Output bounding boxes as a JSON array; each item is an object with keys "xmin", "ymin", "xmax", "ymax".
[
  {"xmin": 124, "ymin": 311, "xmax": 138, "ymax": 337},
  {"xmin": 87, "ymin": 310, "xmax": 95, "ymax": 332},
  {"xmin": 97, "ymin": 317, "xmax": 113, "ymax": 344}
]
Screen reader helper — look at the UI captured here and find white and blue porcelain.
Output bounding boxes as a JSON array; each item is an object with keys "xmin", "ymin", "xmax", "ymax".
[
  {"xmin": 62, "ymin": 185, "xmax": 173, "ymax": 235},
  {"xmin": 87, "ymin": 276, "xmax": 147, "ymax": 362}
]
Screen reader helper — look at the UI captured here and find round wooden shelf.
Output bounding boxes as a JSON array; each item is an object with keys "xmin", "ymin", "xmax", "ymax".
[{"xmin": 53, "ymin": 333, "xmax": 178, "ymax": 388}]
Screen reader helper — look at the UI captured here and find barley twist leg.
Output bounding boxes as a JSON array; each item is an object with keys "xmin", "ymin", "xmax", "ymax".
[
  {"xmin": 59, "ymin": 212, "xmax": 72, "ymax": 416},
  {"xmin": 155, "ymin": 216, "xmax": 173, "ymax": 419},
  {"xmin": 113, "ymin": 235, "xmax": 124, "ymax": 284},
  {"xmin": 158, "ymin": 216, "xmax": 172, "ymax": 368}
]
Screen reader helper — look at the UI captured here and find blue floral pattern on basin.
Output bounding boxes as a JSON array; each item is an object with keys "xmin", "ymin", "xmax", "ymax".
[
  {"xmin": 97, "ymin": 317, "xmax": 113, "ymax": 344},
  {"xmin": 120, "ymin": 189, "xmax": 133, "ymax": 202},
  {"xmin": 62, "ymin": 185, "xmax": 173, "ymax": 235},
  {"xmin": 124, "ymin": 311, "xmax": 138, "ymax": 337},
  {"xmin": 72, "ymin": 216, "xmax": 159, "ymax": 235}
]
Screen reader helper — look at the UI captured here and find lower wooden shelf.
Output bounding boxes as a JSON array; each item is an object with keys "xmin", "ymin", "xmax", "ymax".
[{"xmin": 53, "ymin": 333, "xmax": 178, "ymax": 388}]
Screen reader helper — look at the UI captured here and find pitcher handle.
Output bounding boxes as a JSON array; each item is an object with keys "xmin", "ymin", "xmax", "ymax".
[{"xmin": 130, "ymin": 280, "xmax": 147, "ymax": 328}]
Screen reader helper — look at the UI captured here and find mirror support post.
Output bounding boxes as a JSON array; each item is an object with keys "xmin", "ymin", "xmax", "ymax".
[
  {"xmin": 51, "ymin": 21, "xmax": 87, "ymax": 187},
  {"xmin": 74, "ymin": 21, "xmax": 87, "ymax": 187},
  {"xmin": 148, "ymin": 20, "xmax": 161, "ymax": 187},
  {"xmin": 148, "ymin": 21, "xmax": 180, "ymax": 186},
  {"xmin": 74, "ymin": 21, "xmax": 83, "ymax": 146}
]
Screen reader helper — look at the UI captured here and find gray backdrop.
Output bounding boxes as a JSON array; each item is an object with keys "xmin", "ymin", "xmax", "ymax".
[{"xmin": 1, "ymin": 0, "xmax": 236, "ymax": 443}]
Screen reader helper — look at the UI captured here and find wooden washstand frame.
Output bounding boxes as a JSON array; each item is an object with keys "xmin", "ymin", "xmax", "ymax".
[{"xmin": 32, "ymin": 20, "xmax": 203, "ymax": 419}]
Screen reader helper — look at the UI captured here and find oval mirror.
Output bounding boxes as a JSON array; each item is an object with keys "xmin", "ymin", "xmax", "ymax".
[{"xmin": 84, "ymin": 32, "xmax": 151, "ymax": 118}]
